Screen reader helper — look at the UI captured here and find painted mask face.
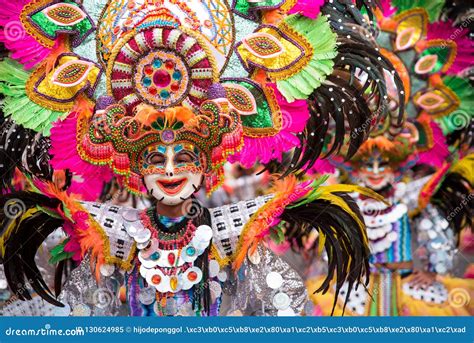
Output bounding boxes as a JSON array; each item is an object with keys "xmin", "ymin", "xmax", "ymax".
[
  {"xmin": 141, "ymin": 143, "xmax": 203, "ymax": 205},
  {"xmin": 357, "ymin": 155, "xmax": 395, "ymax": 191}
]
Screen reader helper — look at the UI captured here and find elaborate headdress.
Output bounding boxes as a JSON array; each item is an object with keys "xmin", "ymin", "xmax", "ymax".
[
  {"xmin": 0, "ymin": 0, "xmax": 405, "ymax": 199},
  {"xmin": 80, "ymin": 93, "xmax": 243, "ymax": 193},
  {"xmin": 375, "ymin": 0, "xmax": 473, "ymax": 148},
  {"xmin": 326, "ymin": 0, "xmax": 474, "ymax": 175},
  {"xmin": 351, "ymin": 117, "xmax": 450, "ymax": 170}
]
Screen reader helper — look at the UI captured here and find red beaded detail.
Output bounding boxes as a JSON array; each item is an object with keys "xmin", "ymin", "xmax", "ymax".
[
  {"xmin": 158, "ymin": 263, "xmax": 191, "ymax": 276},
  {"xmin": 167, "ymin": 252, "xmax": 176, "ymax": 265},
  {"xmin": 139, "ymin": 209, "xmax": 197, "ymax": 250}
]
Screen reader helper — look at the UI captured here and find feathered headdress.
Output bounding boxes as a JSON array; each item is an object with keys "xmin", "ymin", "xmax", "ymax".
[
  {"xmin": 0, "ymin": 0, "xmax": 405, "ymax": 197},
  {"xmin": 375, "ymin": 0, "xmax": 473, "ymax": 149},
  {"xmin": 79, "ymin": 92, "xmax": 243, "ymax": 194}
]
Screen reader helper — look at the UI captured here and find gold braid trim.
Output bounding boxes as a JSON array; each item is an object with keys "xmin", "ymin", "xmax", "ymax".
[
  {"xmin": 266, "ymin": 21, "xmax": 314, "ymax": 81},
  {"xmin": 210, "ymin": 244, "xmax": 231, "ymax": 268},
  {"xmin": 20, "ymin": 0, "xmax": 56, "ymax": 48},
  {"xmin": 279, "ymin": 0, "xmax": 298, "ymax": 13}
]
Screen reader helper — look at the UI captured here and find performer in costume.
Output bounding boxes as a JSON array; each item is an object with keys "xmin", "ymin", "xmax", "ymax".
[
  {"xmin": 308, "ymin": 0, "xmax": 474, "ymax": 316},
  {"xmin": 374, "ymin": 0, "xmax": 473, "ymax": 144},
  {"xmin": 309, "ymin": 130, "xmax": 473, "ymax": 316},
  {"xmin": 0, "ymin": 0, "xmax": 405, "ymax": 316}
]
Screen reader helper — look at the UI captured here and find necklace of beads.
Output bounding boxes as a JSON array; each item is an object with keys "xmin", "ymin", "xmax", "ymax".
[
  {"xmin": 130, "ymin": 207, "xmax": 213, "ymax": 294},
  {"xmin": 140, "ymin": 208, "xmax": 197, "ymax": 250}
]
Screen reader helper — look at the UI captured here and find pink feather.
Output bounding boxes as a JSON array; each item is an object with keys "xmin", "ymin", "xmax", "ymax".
[
  {"xmin": 0, "ymin": 0, "xmax": 51, "ymax": 69},
  {"xmin": 229, "ymin": 83, "xmax": 310, "ymax": 167},
  {"xmin": 379, "ymin": 0, "xmax": 397, "ymax": 17},
  {"xmin": 288, "ymin": 0, "xmax": 325, "ymax": 19},
  {"xmin": 416, "ymin": 121, "xmax": 450, "ymax": 168},
  {"xmin": 427, "ymin": 20, "xmax": 474, "ymax": 75},
  {"xmin": 307, "ymin": 158, "xmax": 336, "ymax": 175},
  {"xmin": 49, "ymin": 112, "xmax": 113, "ymax": 201}
]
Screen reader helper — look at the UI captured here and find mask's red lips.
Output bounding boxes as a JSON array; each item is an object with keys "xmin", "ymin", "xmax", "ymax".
[
  {"xmin": 368, "ymin": 175, "xmax": 385, "ymax": 184},
  {"xmin": 156, "ymin": 178, "xmax": 187, "ymax": 195}
]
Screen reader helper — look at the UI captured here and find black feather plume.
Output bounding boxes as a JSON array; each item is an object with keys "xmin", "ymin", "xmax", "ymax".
[
  {"xmin": 0, "ymin": 119, "xmax": 54, "ymax": 191},
  {"xmin": 431, "ymin": 172, "xmax": 473, "ymax": 237},
  {"xmin": 284, "ymin": 0, "xmax": 405, "ymax": 176},
  {"xmin": 280, "ymin": 191, "xmax": 370, "ymax": 315},
  {"xmin": 0, "ymin": 192, "xmax": 64, "ymax": 306}
]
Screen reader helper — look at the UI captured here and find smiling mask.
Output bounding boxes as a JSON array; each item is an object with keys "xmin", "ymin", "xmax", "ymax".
[{"xmin": 142, "ymin": 143, "xmax": 203, "ymax": 205}]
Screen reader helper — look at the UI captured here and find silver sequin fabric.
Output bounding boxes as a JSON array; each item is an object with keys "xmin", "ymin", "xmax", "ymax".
[
  {"xmin": 57, "ymin": 255, "xmax": 128, "ymax": 316},
  {"xmin": 222, "ymin": 246, "xmax": 307, "ymax": 316}
]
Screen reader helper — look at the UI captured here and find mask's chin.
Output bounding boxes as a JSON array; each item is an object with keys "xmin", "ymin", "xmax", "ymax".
[{"xmin": 144, "ymin": 173, "xmax": 202, "ymax": 206}]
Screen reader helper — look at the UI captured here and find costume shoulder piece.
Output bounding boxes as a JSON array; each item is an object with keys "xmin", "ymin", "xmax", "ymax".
[
  {"xmin": 78, "ymin": 195, "xmax": 275, "ymax": 270},
  {"xmin": 209, "ymin": 194, "xmax": 273, "ymax": 261},
  {"xmin": 79, "ymin": 202, "xmax": 138, "ymax": 270}
]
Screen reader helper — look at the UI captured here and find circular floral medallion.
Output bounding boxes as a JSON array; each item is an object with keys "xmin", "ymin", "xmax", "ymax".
[
  {"xmin": 134, "ymin": 50, "xmax": 190, "ymax": 108},
  {"xmin": 108, "ymin": 27, "xmax": 217, "ymax": 113}
]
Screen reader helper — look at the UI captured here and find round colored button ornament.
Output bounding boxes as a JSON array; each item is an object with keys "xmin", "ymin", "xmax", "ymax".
[
  {"xmin": 153, "ymin": 70, "xmax": 171, "ymax": 87},
  {"xmin": 170, "ymin": 276, "xmax": 178, "ymax": 291},
  {"xmin": 152, "ymin": 274, "xmax": 161, "ymax": 285},
  {"xmin": 188, "ymin": 271, "xmax": 198, "ymax": 282}
]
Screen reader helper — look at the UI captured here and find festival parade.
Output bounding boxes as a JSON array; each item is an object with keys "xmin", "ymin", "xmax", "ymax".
[{"xmin": 0, "ymin": 0, "xmax": 472, "ymax": 323}]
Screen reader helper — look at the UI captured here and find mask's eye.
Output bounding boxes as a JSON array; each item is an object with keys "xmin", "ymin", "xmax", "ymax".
[
  {"xmin": 148, "ymin": 153, "xmax": 165, "ymax": 165},
  {"xmin": 175, "ymin": 151, "xmax": 197, "ymax": 164},
  {"xmin": 379, "ymin": 161, "xmax": 389, "ymax": 171}
]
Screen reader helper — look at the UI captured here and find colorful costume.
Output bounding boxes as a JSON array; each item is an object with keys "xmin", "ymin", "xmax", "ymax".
[
  {"xmin": 0, "ymin": 0, "xmax": 408, "ymax": 317},
  {"xmin": 307, "ymin": 0, "xmax": 474, "ymax": 316},
  {"xmin": 309, "ymin": 148, "xmax": 473, "ymax": 316}
]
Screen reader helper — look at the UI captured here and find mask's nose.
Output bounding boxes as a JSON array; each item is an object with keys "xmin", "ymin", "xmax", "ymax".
[
  {"xmin": 165, "ymin": 147, "xmax": 174, "ymax": 177},
  {"xmin": 372, "ymin": 161, "xmax": 379, "ymax": 174}
]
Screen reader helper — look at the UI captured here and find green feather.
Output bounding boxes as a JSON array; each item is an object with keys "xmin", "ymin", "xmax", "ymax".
[
  {"xmin": 49, "ymin": 240, "xmax": 74, "ymax": 264},
  {"xmin": 0, "ymin": 58, "xmax": 64, "ymax": 136},
  {"xmin": 288, "ymin": 174, "xmax": 329, "ymax": 209},
  {"xmin": 277, "ymin": 15, "xmax": 337, "ymax": 101},
  {"xmin": 392, "ymin": 0, "xmax": 445, "ymax": 22}
]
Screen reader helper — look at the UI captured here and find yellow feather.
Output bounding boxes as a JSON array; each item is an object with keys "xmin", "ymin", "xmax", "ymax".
[
  {"xmin": 0, "ymin": 208, "xmax": 38, "ymax": 257},
  {"xmin": 317, "ymin": 229, "xmax": 326, "ymax": 255},
  {"xmin": 317, "ymin": 190, "xmax": 368, "ymax": 245},
  {"xmin": 321, "ymin": 184, "xmax": 388, "ymax": 205},
  {"xmin": 451, "ymin": 154, "xmax": 474, "ymax": 186}
]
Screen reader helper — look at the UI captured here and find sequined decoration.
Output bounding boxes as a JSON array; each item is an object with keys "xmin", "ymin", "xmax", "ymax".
[
  {"xmin": 52, "ymin": 60, "xmax": 95, "ymax": 87},
  {"xmin": 44, "ymin": 3, "xmax": 87, "ymax": 26}
]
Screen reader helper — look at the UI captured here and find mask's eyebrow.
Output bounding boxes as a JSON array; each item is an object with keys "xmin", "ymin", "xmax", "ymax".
[
  {"xmin": 147, "ymin": 152, "xmax": 166, "ymax": 164},
  {"xmin": 173, "ymin": 144, "xmax": 183, "ymax": 153}
]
